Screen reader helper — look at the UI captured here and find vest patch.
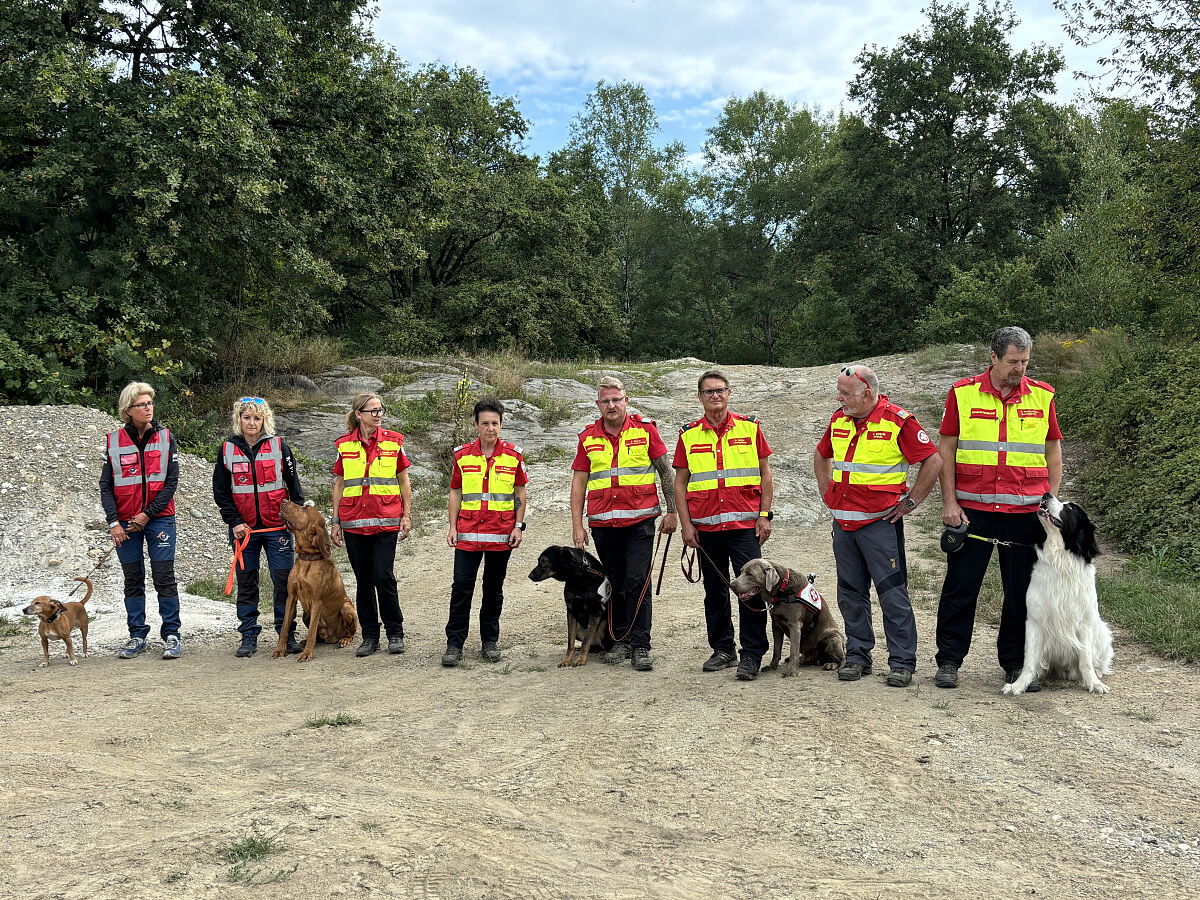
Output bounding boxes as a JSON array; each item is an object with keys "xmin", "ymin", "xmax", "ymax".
[
  {"xmin": 1017, "ymin": 408, "xmax": 1044, "ymax": 418},
  {"xmin": 381, "ymin": 449, "xmax": 399, "ymax": 457},
  {"xmin": 690, "ymin": 444, "xmax": 714, "ymax": 453},
  {"xmin": 494, "ymin": 465, "xmax": 516, "ymax": 475},
  {"xmin": 867, "ymin": 431, "xmax": 891, "ymax": 440},
  {"xmin": 624, "ymin": 437, "xmax": 647, "ymax": 447},
  {"xmin": 120, "ymin": 453, "xmax": 138, "ymax": 467},
  {"xmin": 232, "ymin": 462, "xmax": 250, "ymax": 474},
  {"xmin": 727, "ymin": 437, "xmax": 752, "ymax": 446},
  {"xmin": 969, "ymin": 408, "xmax": 998, "ymax": 419},
  {"xmin": 584, "ymin": 442, "xmax": 607, "ymax": 453},
  {"xmin": 460, "ymin": 465, "xmax": 482, "ymax": 473},
  {"xmin": 341, "ymin": 450, "xmax": 361, "ymax": 459},
  {"xmin": 832, "ymin": 428, "xmax": 851, "ymax": 439}
]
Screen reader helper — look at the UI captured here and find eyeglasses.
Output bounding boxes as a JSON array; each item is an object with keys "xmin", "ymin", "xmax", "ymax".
[
  {"xmin": 597, "ymin": 397, "xmax": 627, "ymax": 406},
  {"xmin": 129, "ymin": 401, "xmax": 154, "ymax": 411},
  {"xmin": 239, "ymin": 396, "xmax": 265, "ymax": 404},
  {"xmin": 700, "ymin": 388, "xmax": 729, "ymax": 397},
  {"xmin": 360, "ymin": 406, "xmax": 385, "ymax": 416},
  {"xmin": 840, "ymin": 366, "xmax": 871, "ymax": 390}
]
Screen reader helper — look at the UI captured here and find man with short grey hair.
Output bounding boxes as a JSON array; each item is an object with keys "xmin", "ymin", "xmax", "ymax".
[
  {"xmin": 934, "ymin": 326, "xmax": 1063, "ymax": 691},
  {"xmin": 571, "ymin": 376, "xmax": 677, "ymax": 671},
  {"xmin": 814, "ymin": 364, "xmax": 941, "ymax": 687}
]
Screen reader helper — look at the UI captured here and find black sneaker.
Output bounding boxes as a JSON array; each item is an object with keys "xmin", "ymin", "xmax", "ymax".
[
  {"xmin": 702, "ymin": 650, "xmax": 738, "ymax": 672},
  {"xmin": 934, "ymin": 663, "xmax": 959, "ymax": 688},
  {"xmin": 355, "ymin": 638, "xmax": 380, "ymax": 658},
  {"xmin": 286, "ymin": 633, "xmax": 304, "ymax": 655},
  {"xmin": 603, "ymin": 641, "xmax": 631, "ymax": 665},
  {"xmin": 481, "ymin": 642, "xmax": 502, "ymax": 662},
  {"xmin": 631, "ymin": 647, "xmax": 653, "ymax": 672},
  {"xmin": 1005, "ymin": 668, "xmax": 1041, "ymax": 693},
  {"xmin": 441, "ymin": 645, "xmax": 463, "ymax": 667},
  {"xmin": 838, "ymin": 662, "xmax": 872, "ymax": 681},
  {"xmin": 234, "ymin": 636, "xmax": 257, "ymax": 658},
  {"xmin": 735, "ymin": 656, "xmax": 761, "ymax": 681},
  {"xmin": 885, "ymin": 668, "xmax": 913, "ymax": 688},
  {"xmin": 388, "ymin": 636, "xmax": 406, "ymax": 655}
]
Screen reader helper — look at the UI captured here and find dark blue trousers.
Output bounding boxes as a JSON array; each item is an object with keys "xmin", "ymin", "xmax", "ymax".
[
  {"xmin": 116, "ymin": 515, "xmax": 180, "ymax": 641},
  {"xmin": 698, "ymin": 528, "xmax": 768, "ymax": 660}
]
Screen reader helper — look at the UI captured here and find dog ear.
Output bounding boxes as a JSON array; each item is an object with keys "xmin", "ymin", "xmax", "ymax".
[
  {"xmin": 1075, "ymin": 510, "xmax": 1100, "ymax": 563},
  {"xmin": 761, "ymin": 562, "xmax": 781, "ymax": 595},
  {"xmin": 310, "ymin": 521, "xmax": 331, "ymax": 558}
]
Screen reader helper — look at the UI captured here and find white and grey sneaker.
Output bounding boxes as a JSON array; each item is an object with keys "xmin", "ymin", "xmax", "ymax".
[
  {"xmin": 117, "ymin": 638, "xmax": 146, "ymax": 659},
  {"xmin": 162, "ymin": 634, "xmax": 182, "ymax": 660}
]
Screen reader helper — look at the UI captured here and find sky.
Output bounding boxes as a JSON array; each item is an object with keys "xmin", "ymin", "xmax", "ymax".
[{"xmin": 372, "ymin": 1, "xmax": 1107, "ymax": 162}]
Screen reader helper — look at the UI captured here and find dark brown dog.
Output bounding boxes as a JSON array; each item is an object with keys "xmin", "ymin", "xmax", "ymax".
[
  {"xmin": 23, "ymin": 577, "xmax": 92, "ymax": 667},
  {"xmin": 729, "ymin": 559, "xmax": 846, "ymax": 676},
  {"xmin": 273, "ymin": 500, "xmax": 359, "ymax": 662}
]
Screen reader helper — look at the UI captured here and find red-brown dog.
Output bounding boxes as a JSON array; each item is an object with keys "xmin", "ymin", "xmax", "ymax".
[{"xmin": 23, "ymin": 577, "xmax": 92, "ymax": 667}]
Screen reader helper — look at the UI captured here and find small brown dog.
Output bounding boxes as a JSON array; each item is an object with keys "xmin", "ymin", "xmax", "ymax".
[
  {"xmin": 273, "ymin": 500, "xmax": 359, "ymax": 662},
  {"xmin": 729, "ymin": 559, "xmax": 846, "ymax": 677},
  {"xmin": 23, "ymin": 577, "xmax": 92, "ymax": 667}
]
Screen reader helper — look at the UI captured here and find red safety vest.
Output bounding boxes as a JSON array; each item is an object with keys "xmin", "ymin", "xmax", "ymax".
[
  {"xmin": 453, "ymin": 439, "xmax": 525, "ymax": 552},
  {"xmin": 678, "ymin": 412, "xmax": 764, "ymax": 532},
  {"xmin": 578, "ymin": 415, "xmax": 661, "ymax": 527},
  {"xmin": 823, "ymin": 396, "xmax": 914, "ymax": 530},
  {"xmin": 221, "ymin": 437, "xmax": 287, "ymax": 528},
  {"xmin": 335, "ymin": 428, "xmax": 406, "ymax": 534},
  {"xmin": 106, "ymin": 426, "xmax": 176, "ymax": 520},
  {"xmin": 951, "ymin": 373, "xmax": 1054, "ymax": 514}
]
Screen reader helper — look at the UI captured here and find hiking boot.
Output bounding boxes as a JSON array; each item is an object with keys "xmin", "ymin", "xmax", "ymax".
[
  {"xmin": 481, "ymin": 641, "xmax": 502, "ymax": 663},
  {"xmin": 934, "ymin": 663, "xmax": 959, "ymax": 689},
  {"xmin": 234, "ymin": 636, "xmax": 257, "ymax": 659},
  {"xmin": 162, "ymin": 634, "xmax": 182, "ymax": 660},
  {"xmin": 441, "ymin": 645, "xmax": 463, "ymax": 667},
  {"xmin": 285, "ymin": 632, "xmax": 304, "ymax": 655},
  {"xmin": 631, "ymin": 647, "xmax": 653, "ymax": 672},
  {"xmin": 838, "ymin": 662, "xmax": 872, "ymax": 681},
  {"xmin": 387, "ymin": 635, "xmax": 406, "ymax": 655},
  {"xmin": 735, "ymin": 655, "xmax": 761, "ymax": 682},
  {"xmin": 702, "ymin": 650, "xmax": 738, "ymax": 672},
  {"xmin": 1005, "ymin": 669, "xmax": 1041, "ymax": 693},
  {"xmin": 885, "ymin": 668, "xmax": 913, "ymax": 688},
  {"xmin": 603, "ymin": 641, "xmax": 631, "ymax": 665},
  {"xmin": 355, "ymin": 638, "xmax": 380, "ymax": 658},
  {"xmin": 117, "ymin": 637, "xmax": 146, "ymax": 660}
]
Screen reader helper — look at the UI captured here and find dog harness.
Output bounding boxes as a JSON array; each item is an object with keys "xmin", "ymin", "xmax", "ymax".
[{"xmin": 769, "ymin": 571, "xmax": 825, "ymax": 617}]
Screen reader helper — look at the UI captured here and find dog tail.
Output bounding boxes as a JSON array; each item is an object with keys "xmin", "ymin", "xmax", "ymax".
[{"xmin": 74, "ymin": 577, "xmax": 93, "ymax": 605}]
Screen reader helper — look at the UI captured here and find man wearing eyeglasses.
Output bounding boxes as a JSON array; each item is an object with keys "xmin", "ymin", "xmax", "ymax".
[
  {"xmin": 571, "ymin": 376, "xmax": 677, "ymax": 672},
  {"xmin": 933, "ymin": 326, "xmax": 1062, "ymax": 691},
  {"xmin": 814, "ymin": 364, "xmax": 942, "ymax": 688},
  {"xmin": 674, "ymin": 369, "xmax": 774, "ymax": 681}
]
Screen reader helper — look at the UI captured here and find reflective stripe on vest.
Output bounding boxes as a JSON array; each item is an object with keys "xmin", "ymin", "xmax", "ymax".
[
  {"xmin": 456, "ymin": 532, "xmax": 510, "ymax": 544},
  {"xmin": 827, "ymin": 412, "xmax": 907, "ymax": 487},
  {"xmin": 832, "ymin": 460, "xmax": 910, "ymax": 475},
  {"xmin": 687, "ymin": 467, "xmax": 760, "ymax": 484},
  {"xmin": 588, "ymin": 505, "xmax": 661, "ymax": 523},
  {"xmin": 340, "ymin": 517, "xmax": 402, "ymax": 529},
  {"xmin": 828, "ymin": 507, "xmax": 891, "ymax": 522},
  {"xmin": 692, "ymin": 510, "xmax": 760, "ymax": 526},
  {"xmin": 224, "ymin": 439, "xmax": 284, "ymax": 494},
  {"xmin": 108, "ymin": 430, "xmax": 170, "ymax": 487},
  {"xmin": 461, "ymin": 492, "xmax": 515, "ymax": 503},
  {"xmin": 955, "ymin": 491, "xmax": 1041, "ymax": 506},
  {"xmin": 956, "ymin": 439, "xmax": 1045, "ymax": 454}
]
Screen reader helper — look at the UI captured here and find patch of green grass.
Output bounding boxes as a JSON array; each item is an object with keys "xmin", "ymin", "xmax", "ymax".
[
  {"xmin": 537, "ymin": 389, "xmax": 575, "ymax": 428},
  {"xmin": 162, "ymin": 798, "xmax": 189, "ymax": 810},
  {"xmin": 220, "ymin": 834, "xmax": 279, "ymax": 865},
  {"xmin": 527, "ymin": 443, "xmax": 572, "ymax": 465},
  {"xmin": 360, "ymin": 821, "xmax": 383, "ymax": 833},
  {"xmin": 524, "ymin": 665, "xmax": 547, "ymax": 672},
  {"xmin": 186, "ymin": 576, "xmax": 227, "ymax": 603},
  {"xmin": 1098, "ymin": 557, "xmax": 1200, "ymax": 662},
  {"xmin": 496, "ymin": 663, "xmax": 513, "ymax": 675},
  {"xmin": 227, "ymin": 862, "xmax": 297, "ymax": 886},
  {"xmin": 380, "ymin": 371, "xmax": 415, "ymax": 391},
  {"xmin": 392, "ymin": 389, "xmax": 446, "ymax": 441},
  {"xmin": 164, "ymin": 871, "xmax": 187, "ymax": 884},
  {"xmin": 0, "ymin": 617, "xmax": 29, "ymax": 638},
  {"xmin": 304, "ymin": 712, "xmax": 363, "ymax": 728},
  {"xmin": 1121, "ymin": 705, "xmax": 1161, "ymax": 723}
]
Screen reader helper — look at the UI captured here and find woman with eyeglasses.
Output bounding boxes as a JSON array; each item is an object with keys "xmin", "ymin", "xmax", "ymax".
[
  {"xmin": 212, "ymin": 396, "xmax": 307, "ymax": 658},
  {"xmin": 99, "ymin": 381, "xmax": 183, "ymax": 661},
  {"xmin": 331, "ymin": 391, "xmax": 413, "ymax": 657}
]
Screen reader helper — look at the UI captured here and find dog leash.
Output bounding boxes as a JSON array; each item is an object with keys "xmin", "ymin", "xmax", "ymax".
[
  {"xmin": 68, "ymin": 547, "xmax": 115, "ymax": 596},
  {"xmin": 607, "ymin": 530, "xmax": 664, "ymax": 643},
  {"xmin": 966, "ymin": 533, "xmax": 1035, "ymax": 548},
  {"xmin": 656, "ymin": 532, "xmax": 672, "ymax": 596},
  {"xmin": 224, "ymin": 525, "xmax": 289, "ymax": 596},
  {"xmin": 680, "ymin": 543, "xmax": 768, "ymax": 613}
]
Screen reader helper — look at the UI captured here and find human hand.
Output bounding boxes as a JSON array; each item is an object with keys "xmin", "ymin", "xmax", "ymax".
[
  {"xmin": 331, "ymin": 523, "xmax": 344, "ymax": 548},
  {"xmin": 446, "ymin": 527, "xmax": 457, "ymax": 548},
  {"xmin": 681, "ymin": 523, "xmax": 699, "ymax": 550},
  {"xmin": 399, "ymin": 515, "xmax": 412, "ymax": 541},
  {"xmin": 755, "ymin": 517, "xmax": 772, "ymax": 546},
  {"xmin": 127, "ymin": 512, "xmax": 149, "ymax": 532},
  {"xmin": 942, "ymin": 501, "xmax": 969, "ymax": 527},
  {"xmin": 659, "ymin": 513, "xmax": 678, "ymax": 535},
  {"xmin": 572, "ymin": 525, "xmax": 589, "ymax": 549},
  {"xmin": 109, "ymin": 525, "xmax": 128, "ymax": 547},
  {"xmin": 509, "ymin": 528, "xmax": 524, "ymax": 549},
  {"xmin": 232, "ymin": 523, "xmax": 250, "ymax": 540}
]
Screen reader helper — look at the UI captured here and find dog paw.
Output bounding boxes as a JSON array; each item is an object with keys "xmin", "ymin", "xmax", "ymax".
[
  {"xmin": 37, "ymin": 661, "xmax": 48, "ymax": 668},
  {"xmin": 69, "ymin": 659, "xmax": 78, "ymax": 666},
  {"xmin": 1002, "ymin": 683, "xmax": 1020, "ymax": 695},
  {"xmin": 823, "ymin": 662, "xmax": 839, "ymax": 670},
  {"xmin": 1087, "ymin": 681, "xmax": 1110, "ymax": 694},
  {"xmin": 297, "ymin": 651, "xmax": 313, "ymax": 662},
  {"xmin": 271, "ymin": 649, "xmax": 286, "ymax": 659},
  {"xmin": 557, "ymin": 659, "xmax": 571, "ymax": 668}
]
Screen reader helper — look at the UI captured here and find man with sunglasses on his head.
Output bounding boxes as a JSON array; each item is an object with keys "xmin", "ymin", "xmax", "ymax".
[
  {"xmin": 814, "ymin": 365, "xmax": 941, "ymax": 688},
  {"xmin": 674, "ymin": 369, "xmax": 774, "ymax": 682}
]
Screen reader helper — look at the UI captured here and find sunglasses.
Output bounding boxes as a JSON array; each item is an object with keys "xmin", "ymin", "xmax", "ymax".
[
  {"xmin": 840, "ymin": 367, "xmax": 871, "ymax": 390},
  {"xmin": 239, "ymin": 396, "xmax": 265, "ymax": 404}
]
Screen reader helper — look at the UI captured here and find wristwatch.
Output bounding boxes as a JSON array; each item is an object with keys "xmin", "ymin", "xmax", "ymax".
[
  {"xmin": 903, "ymin": 496, "xmax": 917, "ymax": 511},
  {"xmin": 514, "ymin": 522, "xmax": 527, "ymax": 531},
  {"xmin": 759, "ymin": 510, "xmax": 774, "ymax": 521}
]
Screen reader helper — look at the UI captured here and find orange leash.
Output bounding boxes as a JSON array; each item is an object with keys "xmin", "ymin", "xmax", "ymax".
[
  {"xmin": 607, "ymin": 530, "xmax": 663, "ymax": 643},
  {"xmin": 224, "ymin": 526, "xmax": 289, "ymax": 595}
]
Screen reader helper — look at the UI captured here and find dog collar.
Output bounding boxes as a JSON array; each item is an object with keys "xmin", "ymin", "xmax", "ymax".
[
  {"xmin": 778, "ymin": 570, "xmax": 790, "ymax": 595},
  {"xmin": 297, "ymin": 551, "xmax": 326, "ymax": 561},
  {"xmin": 45, "ymin": 608, "xmax": 62, "ymax": 623}
]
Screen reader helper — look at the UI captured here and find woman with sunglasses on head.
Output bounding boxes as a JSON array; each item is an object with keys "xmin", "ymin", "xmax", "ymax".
[
  {"xmin": 331, "ymin": 391, "xmax": 413, "ymax": 657},
  {"xmin": 212, "ymin": 396, "xmax": 307, "ymax": 658},
  {"xmin": 100, "ymin": 381, "xmax": 184, "ymax": 660}
]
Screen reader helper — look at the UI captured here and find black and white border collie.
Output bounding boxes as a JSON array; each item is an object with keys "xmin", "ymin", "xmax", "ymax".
[{"xmin": 1003, "ymin": 493, "xmax": 1114, "ymax": 695}]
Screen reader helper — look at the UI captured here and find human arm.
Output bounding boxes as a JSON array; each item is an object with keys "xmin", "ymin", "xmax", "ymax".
[
  {"xmin": 447, "ymin": 487, "xmax": 462, "ymax": 548},
  {"xmin": 331, "ymin": 475, "xmax": 345, "ymax": 547},
  {"xmin": 884, "ymin": 452, "xmax": 943, "ymax": 523},
  {"xmin": 938, "ymin": 435, "xmax": 967, "ymax": 526},
  {"xmin": 100, "ymin": 456, "xmax": 127, "ymax": 546},
  {"xmin": 755, "ymin": 457, "xmax": 773, "ymax": 545},
  {"xmin": 813, "ymin": 449, "xmax": 833, "ymax": 499},
  {"xmin": 280, "ymin": 440, "xmax": 305, "ymax": 504},
  {"xmin": 1046, "ymin": 439, "xmax": 1062, "ymax": 494},
  {"xmin": 651, "ymin": 454, "xmax": 677, "ymax": 534},
  {"xmin": 570, "ymin": 470, "xmax": 589, "ymax": 548},
  {"xmin": 398, "ymin": 469, "xmax": 412, "ymax": 540},
  {"xmin": 674, "ymin": 467, "xmax": 698, "ymax": 549},
  {"xmin": 508, "ymin": 483, "xmax": 527, "ymax": 548}
]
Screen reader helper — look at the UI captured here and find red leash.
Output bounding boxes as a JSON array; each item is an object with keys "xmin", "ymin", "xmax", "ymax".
[
  {"xmin": 224, "ymin": 526, "xmax": 289, "ymax": 595},
  {"xmin": 681, "ymin": 543, "xmax": 768, "ymax": 613},
  {"xmin": 606, "ymin": 531, "xmax": 664, "ymax": 643}
]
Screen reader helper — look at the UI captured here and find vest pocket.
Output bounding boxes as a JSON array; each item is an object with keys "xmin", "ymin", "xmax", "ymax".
[
  {"xmin": 144, "ymin": 450, "xmax": 162, "ymax": 474},
  {"xmin": 258, "ymin": 461, "xmax": 277, "ymax": 482},
  {"xmin": 956, "ymin": 464, "xmax": 983, "ymax": 476},
  {"xmin": 866, "ymin": 483, "xmax": 903, "ymax": 494}
]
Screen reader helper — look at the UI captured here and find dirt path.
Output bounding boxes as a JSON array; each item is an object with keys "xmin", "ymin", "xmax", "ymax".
[{"xmin": 2, "ymin": 352, "xmax": 1198, "ymax": 898}]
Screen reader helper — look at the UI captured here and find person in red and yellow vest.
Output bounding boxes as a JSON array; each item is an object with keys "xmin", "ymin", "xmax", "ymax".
[
  {"xmin": 212, "ymin": 397, "xmax": 306, "ymax": 658},
  {"xmin": 673, "ymin": 369, "xmax": 774, "ymax": 682},
  {"xmin": 814, "ymin": 364, "xmax": 941, "ymax": 688},
  {"xmin": 331, "ymin": 392, "xmax": 413, "ymax": 658},
  {"xmin": 934, "ymin": 326, "xmax": 1063, "ymax": 692},
  {"xmin": 441, "ymin": 397, "xmax": 528, "ymax": 668},
  {"xmin": 570, "ymin": 376, "xmax": 677, "ymax": 672},
  {"xmin": 99, "ymin": 381, "xmax": 183, "ymax": 660}
]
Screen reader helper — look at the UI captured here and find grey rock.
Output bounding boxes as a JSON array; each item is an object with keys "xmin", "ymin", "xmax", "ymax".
[{"xmin": 188, "ymin": 507, "xmax": 205, "ymax": 519}]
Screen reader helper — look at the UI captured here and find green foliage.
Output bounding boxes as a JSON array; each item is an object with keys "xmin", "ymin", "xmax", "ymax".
[
  {"xmin": 1098, "ymin": 559, "xmax": 1200, "ymax": 662},
  {"xmin": 304, "ymin": 712, "xmax": 363, "ymax": 728},
  {"xmin": 918, "ymin": 259, "xmax": 1050, "ymax": 344}
]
